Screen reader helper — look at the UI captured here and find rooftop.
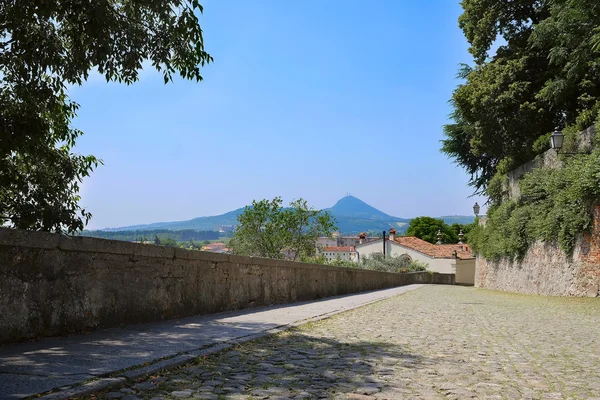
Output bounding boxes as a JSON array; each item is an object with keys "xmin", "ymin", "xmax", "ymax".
[
  {"xmin": 323, "ymin": 246, "xmax": 356, "ymax": 252},
  {"xmin": 355, "ymin": 236, "xmax": 473, "ymax": 259},
  {"xmin": 394, "ymin": 236, "xmax": 473, "ymax": 259}
]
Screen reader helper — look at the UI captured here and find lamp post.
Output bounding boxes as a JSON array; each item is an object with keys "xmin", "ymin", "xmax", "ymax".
[
  {"xmin": 550, "ymin": 130, "xmax": 564, "ymax": 152},
  {"xmin": 550, "ymin": 129, "xmax": 585, "ymax": 155},
  {"xmin": 473, "ymin": 202, "xmax": 480, "ymax": 217}
]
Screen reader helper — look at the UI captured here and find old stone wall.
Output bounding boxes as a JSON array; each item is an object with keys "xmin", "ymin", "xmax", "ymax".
[
  {"xmin": 476, "ymin": 241, "xmax": 600, "ymax": 297},
  {"xmin": 476, "ymin": 125, "xmax": 600, "ymax": 296},
  {"xmin": 0, "ymin": 228, "xmax": 450, "ymax": 344}
]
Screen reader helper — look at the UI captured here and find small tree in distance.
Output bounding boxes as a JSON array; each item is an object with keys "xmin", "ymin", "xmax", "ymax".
[
  {"xmin": 230, "ymin": 197, "xmax": 337, "ymax": 261},
  {"xmin": 406, "ymin": 217, "xmax": 458, "ymax": 244}
]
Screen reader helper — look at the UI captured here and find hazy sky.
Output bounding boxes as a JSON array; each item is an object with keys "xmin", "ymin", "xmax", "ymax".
[{"xmin": 71, "ymin": 0, "xmax": 487, "ymax": 230}]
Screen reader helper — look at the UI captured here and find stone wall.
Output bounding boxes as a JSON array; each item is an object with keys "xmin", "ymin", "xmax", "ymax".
[
  {"xmin": 0, "ymin": 228, "xmax": 451, "ymax": 344},
  {"xmin": 476, "ymin": 125, "xmax": 600, "ymax": 296}
]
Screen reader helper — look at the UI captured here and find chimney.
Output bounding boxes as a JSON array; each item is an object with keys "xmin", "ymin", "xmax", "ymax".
[
  {"xmin": 436, "ymin": 229, "xmax": 442, "ymax": 245},
  {"xmin": 389, "ymin": 228, "xmax": 396, "ymax": 241},
  {"xmin": 359, "ymin": 232, "xmax": 366, "ymax": 245}
]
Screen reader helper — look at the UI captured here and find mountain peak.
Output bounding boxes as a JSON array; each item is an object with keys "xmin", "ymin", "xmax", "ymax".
[{"xmin": 326, "ymin": 195, "xmax": 393, "ymax": 220}]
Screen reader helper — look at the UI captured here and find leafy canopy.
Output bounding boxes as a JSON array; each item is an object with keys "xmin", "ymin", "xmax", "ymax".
[
  {"xmin": 0, "ymin": 0, "xmax": 212, "ymax": 232},
  {"xmin": 405, "ymin": 216, "xmax": 459, "ymax": 244},
  {"xmin": 442, "ymin": 0, "xmax": 600, "ymax": 192},
  {"xmin": 302, "ymin": 253, "xmax": 429, "ymax": 273},
  {"xmin": 230, "ymin": 197, "xmax": 337, "ymax": 261}
]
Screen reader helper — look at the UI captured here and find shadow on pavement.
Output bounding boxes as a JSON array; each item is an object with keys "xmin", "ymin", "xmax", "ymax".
[{"xmin": 79, "ymin": 327, "xmax": 438, "ymax": 399}]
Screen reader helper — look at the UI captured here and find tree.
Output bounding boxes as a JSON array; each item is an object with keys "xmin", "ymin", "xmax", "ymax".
[
  {"xmin": 230, "ymin": 197, "xmax": 337, "ymax": 260},
  {"xmin": 405, "ymin": 217, "xmax": 458, "ymax": 244},
  {"xmin": 1, "ymin": 0, "xmax": 212, "ymax": 232},
  {"xmin": 449, "ymin": 222, "xmax": 476, "ymax": 244},
  {"xmin": 442, "ymin": 0, "xmax": 600, "ymax": 193},
  {"xmin": 159, "ymin": 237, "xmax": 178, "ymax": 248}
]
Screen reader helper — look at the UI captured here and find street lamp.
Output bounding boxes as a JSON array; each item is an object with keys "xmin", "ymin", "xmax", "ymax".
[
  {"xmin": 550, "ymin": 130, "xmax": 564, "ymax": 152},
  {"xmin": 473, "ymin": 202, "xmax": 480, "ymax": 217},
  {"xmin": 550, "ymin": 129, "xmax": 585, "ymax": 155}
]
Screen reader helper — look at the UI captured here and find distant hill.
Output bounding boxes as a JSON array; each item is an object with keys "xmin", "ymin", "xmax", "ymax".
[
  {"xmin": 104, "ymin": 208, "xmax": 244, "ymax": 232},
  {"xmin": 104, "ymin": 195, "xmax": 474, "ymax": 234},
  {"xmin": 325, "ymin": 196, "xmax": 400, "ymax": 220},
  {"xmin": 324, "ymin": 196, "xmax": 411, "ymax": 233},
  {"xmin": 438, "ymin": 215, "xmax": 476, "ymax": 225}
]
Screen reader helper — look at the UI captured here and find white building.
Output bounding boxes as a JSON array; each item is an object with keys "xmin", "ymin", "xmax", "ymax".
[
  {"xmin": 355, "ymin": 229, "xmax": 474, "ymax": 274},
  {"xmin": 316, "ymin": 232, "xmax": 379, "ymax": 249},
  {"xmin": 320, "ymin": 246, "xmax": 359, "ymax": 263}
]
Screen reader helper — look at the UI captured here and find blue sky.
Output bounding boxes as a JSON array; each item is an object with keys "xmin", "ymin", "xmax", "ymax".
[{"xmin": 71, "ymin": 0, "xmax": 486, "ymax": 230}]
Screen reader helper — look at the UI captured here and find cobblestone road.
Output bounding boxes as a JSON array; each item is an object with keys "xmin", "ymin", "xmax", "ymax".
[{"xmin": 82, "ymin": 286, "xmax": 600, "ymax": 400}]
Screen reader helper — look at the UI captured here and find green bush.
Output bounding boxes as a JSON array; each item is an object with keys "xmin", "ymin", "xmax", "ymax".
[
  {"xmin": 471, "ymin": 148, "xmax": 600, "ymax": 260},
  {"xmin": 359, "ymin": 253, "xmax": 428, "ymax": 273},
  {"xmin": 486, "ymin": 173, "xmax": 508, "ymax": 203},
  {"xmin": 302, "ymin": 253, "xmax": 428, "ymax": 273}
]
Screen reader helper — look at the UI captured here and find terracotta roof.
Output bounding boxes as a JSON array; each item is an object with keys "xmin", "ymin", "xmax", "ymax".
[
  {"xmin": 323, "ymin": 246, "xmax": 356, "ymax": 252},
  {"xmin": 393, "ymin": 236, "xmax": 473, "ymax": 259}
]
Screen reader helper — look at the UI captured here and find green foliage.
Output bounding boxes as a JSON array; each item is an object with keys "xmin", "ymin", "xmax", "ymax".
[
  {"xmin": 406, "ymin": 217, "xmax": 458, "ymax": 244},
  {"xmin": 487, "ymin": 173, "xmax": 508, "ymax": 204},
  {"xmin": 471, "ymin": 149, "xmax": 600, "ymax": 259},
  {"xmin": 560, "ymin": 125, "xmax": 585, "ymax": 154},
  {"xmin": 532, "ymin": 133, "xmax": 552, "ymax": 154},
  {"xmin": 230, "ymin": 197, "xmax": 337, "ymax": 260},
  {"xmin": 443, "ymin": 0, "xmax": 600, "ymax": 192},
  {"xmin": 360, "ymin": 253, "xmax": 429, "ymax": 273},
  {"xmin": 303, "ymin": 253, "xmax": 428, "ymax": 273},
  {"xmin": 327, "ymin": 257, "xmax": 360, "ymax": 269},
  {"xmin": 158, "ymin": 237, "xmax": 178, "ymax": 248},
  {"xmin": 450, "ymin": 222, "xmax": 475, "ymax": 244},
  {"xmin": 0, "ymin": 0, "xmax": 212, "ymax": 232}
]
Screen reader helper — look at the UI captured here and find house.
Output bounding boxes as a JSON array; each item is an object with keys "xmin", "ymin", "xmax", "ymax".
[
  {"xmin": 320, "ymin": 246, "xmax": 359, "ymax": 263},
  {"xmin": 218, "ymin": 225, "xmax": 234, "ymax": 233},
  {"xmin": 316, "ymin": 232, "xmax": 379, "ymax": 249},
  {"xmin": 355, "ymin": 228, "xmax": 475, "ymax": 279}
]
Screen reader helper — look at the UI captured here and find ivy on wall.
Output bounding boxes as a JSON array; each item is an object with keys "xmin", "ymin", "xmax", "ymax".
[{"xmin": 471, "ymin": 124, "xmax": 600, "ymax": 261}]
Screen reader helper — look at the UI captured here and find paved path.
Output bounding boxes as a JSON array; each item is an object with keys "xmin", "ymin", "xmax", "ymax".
[
  {"xmin": 75, "ymin": 285, "xmax": 600, "ymax": 400},
  {"xmin": 0, "ymin": 285, "xmax": 424, "ymax": 399}
]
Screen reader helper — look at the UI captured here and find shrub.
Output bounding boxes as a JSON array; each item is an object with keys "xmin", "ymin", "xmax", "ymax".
[{"xmin": 471, "ymin": 147, "xmax": 600, "ymax": 259}]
